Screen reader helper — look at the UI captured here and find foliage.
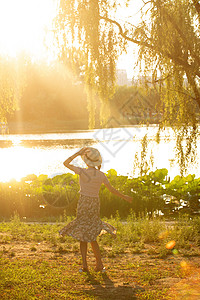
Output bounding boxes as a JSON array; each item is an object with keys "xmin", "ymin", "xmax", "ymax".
[
  {"xmin": 55, "ymin": 0, "xmax": 125, "ymax": 128},
  {"xmin": 0, "ymin": 168, "xmax": 200, "ymax": 219},
  {"xmin": 110, "ymin": 85, "xmax": 161, "ymax": 125},
  {"xmin": 54, "ymin": 0, "xmax": 200, "ymax": 113},
  {"xmin": 7, "ymin": 62, "xmax": 89, "ymax": 130},
  {"xmin": 0, "ymin": 55, "xmax": 27, "ymax": 122},
  {"xmin": 8, "ymin": 77, "xmax": 162, "ymax": 131},
  {"xmin": 54, "ymin": 0, "xmax": 200, "ymax": 170}
]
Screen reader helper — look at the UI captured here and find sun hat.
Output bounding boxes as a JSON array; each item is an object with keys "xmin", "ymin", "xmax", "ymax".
[{"xmin": 81, "ymin": 147, "xmax": 102, "ymax": 167}]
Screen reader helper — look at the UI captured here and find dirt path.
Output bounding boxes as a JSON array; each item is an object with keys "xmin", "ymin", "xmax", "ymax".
[{"xmin": 1, "ymin": 239, "xmax": 200, "ymax": 299}]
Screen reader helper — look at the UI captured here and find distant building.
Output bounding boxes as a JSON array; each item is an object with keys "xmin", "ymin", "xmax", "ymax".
[{"xmin": 116, "ymin": 69, "xmax": 129, "ymax": 86}]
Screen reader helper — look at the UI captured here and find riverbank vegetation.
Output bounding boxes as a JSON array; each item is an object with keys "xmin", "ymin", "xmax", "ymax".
[
  {"xmin": 7, "ymin": 71, "xmax": 161, "ymax": 134},
  {"xmin": 0, "ymin": 168, "xmax": 199, "ymax": 220},
  {"xmin": 0, "ymin": 214, "xmax": 200, "ymax": 299}
]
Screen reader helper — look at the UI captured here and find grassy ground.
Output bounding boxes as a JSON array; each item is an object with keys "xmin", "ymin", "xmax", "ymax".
[{"xmin": 0, "ymin": 215, "xmax": 200, "ymax": 299}]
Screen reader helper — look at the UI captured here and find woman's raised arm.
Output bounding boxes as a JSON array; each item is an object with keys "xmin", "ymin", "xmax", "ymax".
[{"xmin": 63, "ymin": 147, "xmax": 88, "ymax": 172}]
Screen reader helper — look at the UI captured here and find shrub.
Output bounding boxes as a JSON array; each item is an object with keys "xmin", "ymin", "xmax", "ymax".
[{"xmin": 0, "ymin": 168, "xmax": 200, "ymax": 219}]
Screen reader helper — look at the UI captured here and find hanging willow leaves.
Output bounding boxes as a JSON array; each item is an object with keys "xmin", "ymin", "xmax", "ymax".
[
  {"xmin": 0, "ymin": 55, "xmax": 27, "ymax": 123},
  {"xmin": 135, "ymin": 0, "xmax": 200, "ymax": 174},
  {"xmin": 55, "ymin": 0, "xmax": 125, "ymax": 128},
  {"xmin": 55, "ymin": 0, "xmax": 200, "ymax": 173}
]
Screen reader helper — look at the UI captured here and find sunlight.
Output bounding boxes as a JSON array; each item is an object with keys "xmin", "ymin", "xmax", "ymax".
[
  {"xmin": 0, "ymin": 0, "xmax": 58, "ymax": 60},
  {"xmin": 1, "ymin": 146, "xmax": 36, "ymax": 182},
  {"xmin": 0, "ymin": 144, "xmax": 62, "ymax": 182}
]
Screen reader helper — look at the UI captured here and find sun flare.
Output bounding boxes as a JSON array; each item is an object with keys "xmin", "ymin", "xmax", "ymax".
[{"xmin": 0, "ymin": 0, "xmax": 58, "ymax": 60}]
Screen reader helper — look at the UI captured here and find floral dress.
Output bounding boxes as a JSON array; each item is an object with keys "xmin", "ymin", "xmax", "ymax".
[{"xmin": 59, "ymin": 167, "xmax": 116, "ymax": 242}]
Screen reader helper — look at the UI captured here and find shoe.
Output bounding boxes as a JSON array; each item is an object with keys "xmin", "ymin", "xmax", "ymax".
[
  {"xmin": 59, "ymin": 230, "xmax": 64, "ymax": 236},
  {"xmin": 79, "ymin": 268, "xmax": 89, "ymax": 273},
  {"xmin": 95, "ymin": 267, "xmax": 106, "ymax": 273}
]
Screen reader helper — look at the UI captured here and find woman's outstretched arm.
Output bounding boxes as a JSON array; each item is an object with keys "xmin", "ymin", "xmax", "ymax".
[{"xmin": 103, "ymin": 180, "xmax": 132, "ymax": 203}]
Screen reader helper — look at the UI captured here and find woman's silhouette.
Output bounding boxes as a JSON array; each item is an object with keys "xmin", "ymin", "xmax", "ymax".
[{"xmin": 59, "ymin": 147, "xmax": 132, "ymax": 272}]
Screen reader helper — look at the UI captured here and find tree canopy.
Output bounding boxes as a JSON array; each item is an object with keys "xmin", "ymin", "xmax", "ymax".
[
  {"xmin": 55, "ymin": 0, "xmax": 200, "ymax": 174},
  {"xmin": 0, "ymin": 56, "xmax": 26, "ymax": 123},
  {"xmin": 55, "ymin": 0, "xmax": 126, "ymax": 128},
  {"xmin": 7, "ymin": 62, "xmax": 89, "ymax": 132}
]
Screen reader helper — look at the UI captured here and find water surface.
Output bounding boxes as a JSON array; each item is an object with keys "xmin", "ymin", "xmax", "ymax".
[{"xmin": 0, "ymin": 126, "xmax": 199, "ymax": 182}]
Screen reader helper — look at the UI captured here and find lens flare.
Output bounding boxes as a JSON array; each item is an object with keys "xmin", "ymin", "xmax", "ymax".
[
  {"xmin": 172, "ymin": 249, "xmax": 179, "ymax": 255},
  {"xmin": 166, "ymin": 240, "xmax": 176, "ymax": 250},
  {"xmin": 180, "ymin": 261, "xmax": 188, "ymax": 269}
]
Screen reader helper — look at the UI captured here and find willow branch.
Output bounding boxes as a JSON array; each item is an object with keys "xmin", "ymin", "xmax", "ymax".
[
  {"xmin": 100, "ymin": 15, "xmax": 200, "ymax": 78},
  {"xmin": 156, "ymin": 3, "xmax": 200, "ymax": 68},
  {"xmin": 192, "ymin": 0, "xmax": 200, "ymax": 17},
  {"xmin": 100, "ymin": 15, "xmax": 154, "ymax": 48}
]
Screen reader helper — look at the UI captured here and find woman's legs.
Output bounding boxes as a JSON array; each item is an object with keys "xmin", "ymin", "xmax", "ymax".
[
  {"xmin": 90, "ymin": 241, "xmax": 104, "ymax": 271},
  {"xmin": 80, "ymin": 240, "xmax": 104, "ymax": 271},
  {"xmin": 80, "ymin": 241, "xmax": 88, "ymax": 270}
]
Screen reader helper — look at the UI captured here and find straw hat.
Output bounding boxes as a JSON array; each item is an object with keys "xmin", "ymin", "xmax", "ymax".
[{"xmin": 81, "ymin": 147, "xmax": 102, "ymax": 167}]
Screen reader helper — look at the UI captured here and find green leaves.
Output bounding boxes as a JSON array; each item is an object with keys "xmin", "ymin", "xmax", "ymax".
[
  {"xmin": 0, "ymin": 56, "xmax": 27, "ymax": 122},
  {"xmin": 55, "ymin": 0, "xmax": 121, "ymax": 127},
  {"xmin": 0, "ymin": 168, "xmax": 200, "ymax": 219},
  {"xmin": 106, "ymin": 168, "xmax": 117, "ymax": 177},
  {"xmin": 153, "ymin": 168, "xmax": 168, "ymax": 182}
]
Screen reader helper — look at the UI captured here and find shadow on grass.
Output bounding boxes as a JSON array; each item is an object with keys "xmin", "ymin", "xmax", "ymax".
[{"xmin": 83, "ymin": 272, "xmax": 144, "ymax": 300}]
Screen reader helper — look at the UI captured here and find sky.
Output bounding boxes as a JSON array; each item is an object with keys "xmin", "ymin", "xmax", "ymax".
[
  {"xmin": 0, "ymin": 0, "xmax": 58, "ymax": 61},
  {"xmin": 0, "ymin": 0, "xmax": 143, "ymax": 78},
  {"xmin": 115, "ymin": 1, "xmax": 144, "ymax": 79}
]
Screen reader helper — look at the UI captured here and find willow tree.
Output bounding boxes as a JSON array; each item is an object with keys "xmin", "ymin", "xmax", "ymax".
[
  {"xmin": 130, "ymin": 0, "xmax": 200, "ymax": 174},
  {"xmin": 55, "ymin": 0, "xmax": 126, "ymax": 128},
  {"xmin": 55, "ymin": 0, "xmax": 200, "ymax": 173},
  {"xmin": 0, "ymin": 56, "xmax": 27, "ymax": 123}
]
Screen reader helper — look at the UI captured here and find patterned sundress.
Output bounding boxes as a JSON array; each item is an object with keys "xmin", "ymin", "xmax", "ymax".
[{"xmin": 59, "ymin": 167, "xmax": 116, "ymax": 242}]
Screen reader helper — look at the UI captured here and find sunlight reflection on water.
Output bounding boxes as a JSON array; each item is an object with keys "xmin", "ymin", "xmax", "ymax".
[{"xmin": 0, "ymin": 126, "xmax": 199, "ymax": 182}]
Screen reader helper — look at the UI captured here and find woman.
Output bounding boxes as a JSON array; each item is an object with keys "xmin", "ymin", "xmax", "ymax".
[{"xmin": 59, "ymin": 147, "xmax": 132, "ymax": 272}]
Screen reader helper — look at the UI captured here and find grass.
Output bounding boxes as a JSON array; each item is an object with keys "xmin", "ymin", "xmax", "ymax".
[{"xmin": 0, "ymin": 214, "xmax": 200, "ymax": 299}]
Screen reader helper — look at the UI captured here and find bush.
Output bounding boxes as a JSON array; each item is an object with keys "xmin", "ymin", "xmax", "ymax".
[{"xmin": 0, "ymin": 168, "xmax": 200, "ymax": 219}]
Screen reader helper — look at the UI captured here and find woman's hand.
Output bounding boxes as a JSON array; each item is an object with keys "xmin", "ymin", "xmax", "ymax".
[
  {"xmin": 77, "ymin": 147, "xmax": 89, "ymax": 156},
  {"xmin": 64, "ymin": 147, "xmax": 88, "ymax": 168},
  {"xmin": 123, "ymin": 195, "xmax": 133, "ymax": 203}
]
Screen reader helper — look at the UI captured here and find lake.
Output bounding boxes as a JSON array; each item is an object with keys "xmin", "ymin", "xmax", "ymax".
[{"xmin": 0, "ymin": 125, "xmax": 199, "ymax": 182}]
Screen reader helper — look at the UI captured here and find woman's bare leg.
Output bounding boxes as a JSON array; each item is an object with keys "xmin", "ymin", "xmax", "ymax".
[
  {"xmin": 80, "ymin": 241, "xmax": 88, "ymax": 270},
  {"xmin": 90, "ymin": 241, "xmax": 104, "ymax": 271}
]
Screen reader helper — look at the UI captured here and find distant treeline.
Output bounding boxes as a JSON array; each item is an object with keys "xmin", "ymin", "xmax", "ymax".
[
  {"xmin": 0, "ymin": 168, "xmax": 199, "ymax": 220},
  {"xmin": 6, "ymin": 63, "xmax": 161, "ymax": 132},
  {"xmin": 7, "ymin": 63, "xmax": 90, "ymax": 132}
]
